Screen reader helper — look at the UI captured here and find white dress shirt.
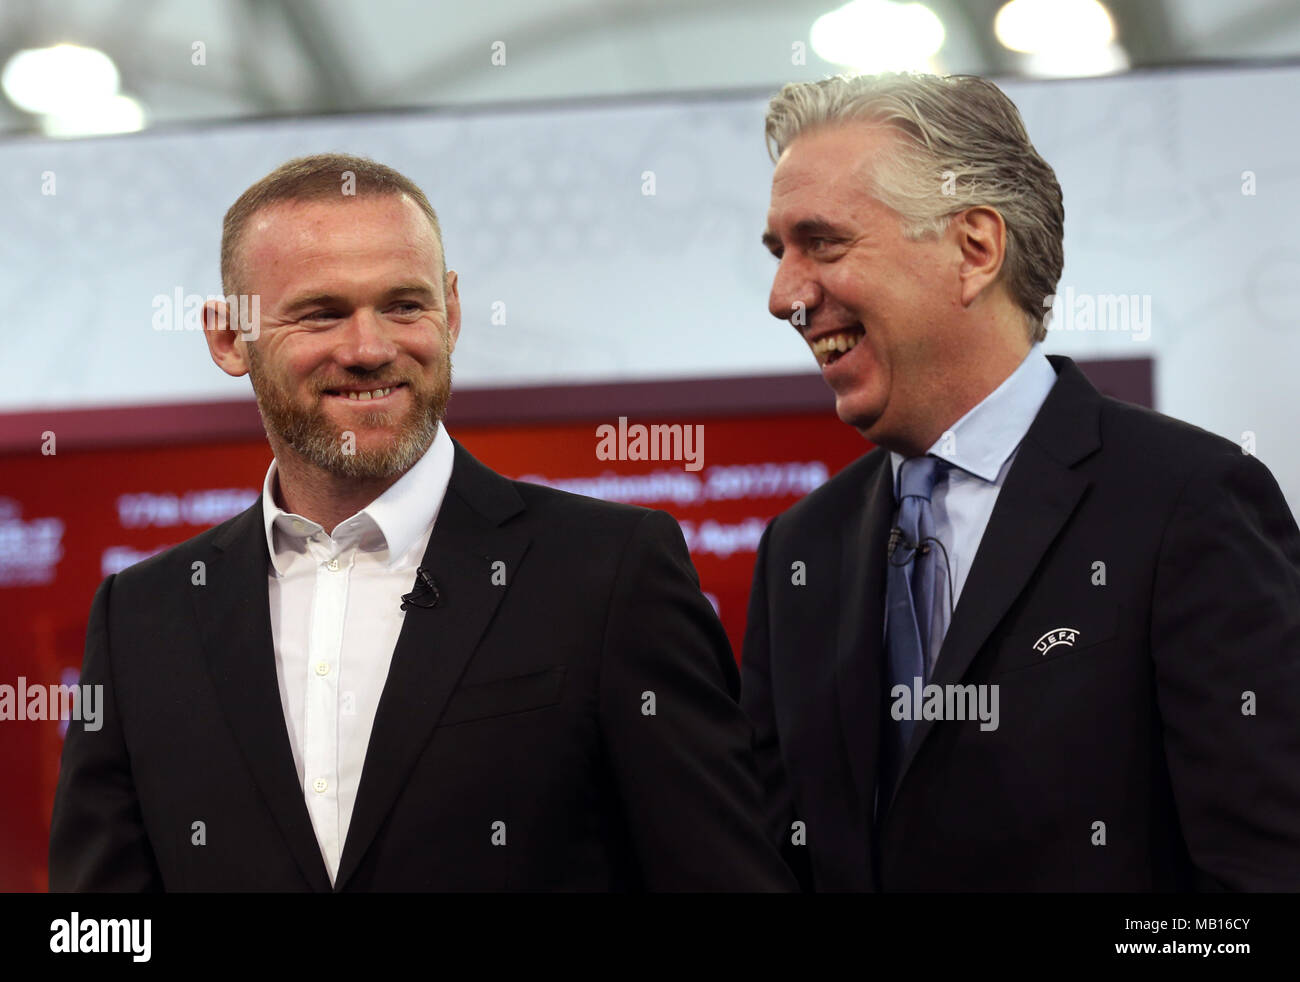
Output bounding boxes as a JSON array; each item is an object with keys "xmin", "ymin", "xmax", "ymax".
[
  {"xmin": 888, "ymin": 344, "xmax": 1058, "ymax": 673},
  {"xmin": 261, "ymin": 423, "xmax": 455, "ymax": 884}
]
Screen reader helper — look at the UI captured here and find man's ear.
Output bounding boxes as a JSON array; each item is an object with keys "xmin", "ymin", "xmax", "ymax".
[
  {"xmin": 954, "ymin": 206, "xmax": 1007, "ymax": 307},
  {"xmin": 443, "ymin": 269, "xmax": 461, "ymax": 350},
  {"xmin": 202, "ymin": 299, "xmax": 250, "ymax": 377}
]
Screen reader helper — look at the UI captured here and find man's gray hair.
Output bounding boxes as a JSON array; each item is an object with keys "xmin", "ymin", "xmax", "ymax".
[{"xmin": 765, "ymin": 73, "xmax": 1064, "ymax": 343}]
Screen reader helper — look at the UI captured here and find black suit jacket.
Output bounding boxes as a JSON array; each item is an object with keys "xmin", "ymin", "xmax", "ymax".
[
  {"xmin": 741, "ymin": 355, "xmax": 1300, "ymax": 891},
  {"xmin": 50, "ymin": 440, "xmax": 795, "ymax": 891}
]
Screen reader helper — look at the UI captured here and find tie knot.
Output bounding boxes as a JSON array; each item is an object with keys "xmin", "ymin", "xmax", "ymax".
[{"xmin": 898, "ymin": 455, "xmax": 945, "ymax": 503}]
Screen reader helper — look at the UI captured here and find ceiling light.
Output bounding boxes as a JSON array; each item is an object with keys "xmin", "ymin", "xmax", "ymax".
[
  {"xmin": 811, "ymin": 0, "xmax": 947, "ymax": 72},
  {"xmin": 994, "ymin": 0, "xmax": 1115, "ymax": 55},
  {"xmin": 2, "ymin": 43, "xmax": 120, "ymax": 115}
]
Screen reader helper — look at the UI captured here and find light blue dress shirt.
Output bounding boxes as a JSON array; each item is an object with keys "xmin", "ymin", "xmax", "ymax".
[{"xmin": 887, "ymin": 343, "xmax": 1059, "ymax": 675}]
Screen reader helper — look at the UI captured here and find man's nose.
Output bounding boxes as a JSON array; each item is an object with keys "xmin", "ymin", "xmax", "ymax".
[
  {"xmin": 768, "ymin": 256, "xmax": 821, "ymax": 324},
  {"xmin": 335, "ymin": 308, "xmax": 398, "ymax": 368}
]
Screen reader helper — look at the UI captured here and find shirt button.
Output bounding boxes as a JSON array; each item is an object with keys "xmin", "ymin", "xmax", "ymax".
[
  {"xmin": 326, "ymin": 559, "xmax": 340, "ymax": 571},
  {"xmin": 315, "ymin": 661, "xmax": 330, "ymax": 676},
  {"xmin": 312, "ymin": 778, "xmax": 328, "ymax": 794},
  {"xmin": 293, "ymin": 520, "xmax": 307, "ymax": 533}
]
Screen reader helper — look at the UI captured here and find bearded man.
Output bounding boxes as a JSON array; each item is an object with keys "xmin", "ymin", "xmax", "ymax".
[{"xmin": 49, "ymin": 154, "xmax": 794, "ymax": 893}]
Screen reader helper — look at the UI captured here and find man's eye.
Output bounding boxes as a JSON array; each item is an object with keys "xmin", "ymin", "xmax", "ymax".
[
  {"xmin": 304, "ymin": 310, "xmax": 341, "ymax": 321},
  {"xmin": 390, "ymin": 302, "xmax": 423, "ymax": 314}
]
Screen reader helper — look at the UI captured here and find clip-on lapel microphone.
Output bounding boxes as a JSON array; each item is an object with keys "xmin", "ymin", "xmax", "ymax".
[{"xmin": 400, "ymin": 566, "xmax": 441, "ymax": 610}]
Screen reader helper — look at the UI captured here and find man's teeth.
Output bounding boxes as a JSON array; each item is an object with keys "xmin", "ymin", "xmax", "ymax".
[
  {"xmin": 811, "ymin": 332, "xmax": 861, "ymax": 357},
  {"xmin": 337, "ymin": 387, "xmax": 394, "ymax": 400}
]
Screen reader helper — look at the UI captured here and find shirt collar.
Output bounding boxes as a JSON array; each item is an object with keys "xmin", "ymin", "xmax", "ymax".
[
  {"xmin": 261, "ymin": 423, "xmax": 456, "ymax": 576},
  {"xmin": 890, "ymin": 343, "xmax": 1058, "ymax": 488}
]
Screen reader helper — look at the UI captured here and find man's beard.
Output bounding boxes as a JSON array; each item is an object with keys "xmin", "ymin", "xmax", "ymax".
[{"xmin": 246, "ymin": 338, "xmax": 451, "ymax": 480}]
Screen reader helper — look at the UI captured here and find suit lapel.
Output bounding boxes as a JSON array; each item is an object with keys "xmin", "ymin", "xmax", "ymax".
[
  {"xmin": 193, "ymin": 502, "xmax": 334, "ymax": 892},
  {"xmin": 889, "ymin": 356, "xmax": 1103, "ymax": 805},
  {"xmin": 334, "ymin": 441, "xmax": 530, "ymax": 890},
  {"xmin": 835, "ymin": 452, "xmax": 894, "ymax": 823}
]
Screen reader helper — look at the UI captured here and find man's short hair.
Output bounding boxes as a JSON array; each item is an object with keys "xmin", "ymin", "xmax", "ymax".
[
  {"xmin": 765, "ymin": 73, "xmax": 1064, "ymax": 343},
  {"xmin": 221, "ymin": 153, "xmax": 445, "ymax": 301}
]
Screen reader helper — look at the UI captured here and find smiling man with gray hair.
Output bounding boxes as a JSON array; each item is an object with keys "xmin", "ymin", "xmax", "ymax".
[{"xmin": 742, "ymin": 72, "xmax": 1300, "ymax": 891}]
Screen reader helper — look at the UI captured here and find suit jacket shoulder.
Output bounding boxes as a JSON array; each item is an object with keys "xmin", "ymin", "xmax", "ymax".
[{"xmin": 1069, "ymin": 377, "xmax": 1260, "ymax": 484}]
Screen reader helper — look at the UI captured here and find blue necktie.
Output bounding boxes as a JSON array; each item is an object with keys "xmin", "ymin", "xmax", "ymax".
[{"xmin": 881, "ymin": 455, "xmax": 947, "ymax": 797}]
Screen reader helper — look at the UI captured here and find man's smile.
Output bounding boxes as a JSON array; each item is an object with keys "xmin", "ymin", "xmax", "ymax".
[
  {"xmin": 805, "ymin": 323, "xmax": 866, "ymax": 371},
  {"xmin": 321, "ymin": 381, "xmax": 408, "ymax": 403}
]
